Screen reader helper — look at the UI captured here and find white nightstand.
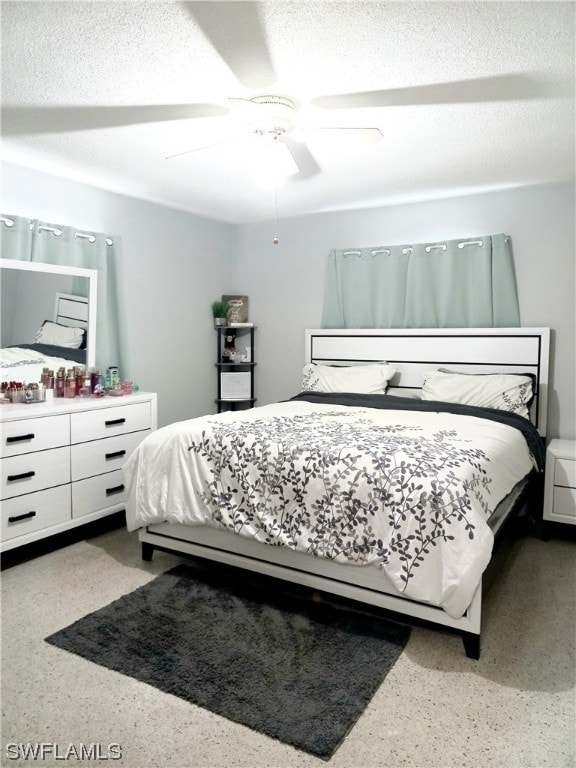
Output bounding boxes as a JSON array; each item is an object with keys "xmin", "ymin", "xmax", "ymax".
[{"xmin": 543, "ymin": 439, "xmax": 576, "ymax": 527}]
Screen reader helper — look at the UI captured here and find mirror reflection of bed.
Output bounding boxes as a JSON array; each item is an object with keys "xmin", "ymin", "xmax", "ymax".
[{"xmin": 0, "ymin": 259, "xmax": 97, "ymax": 386}]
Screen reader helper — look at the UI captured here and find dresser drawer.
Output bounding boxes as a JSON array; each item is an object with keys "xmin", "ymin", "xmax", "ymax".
[
  {"xmin": 70, "ymin": 403, "xmax": 152, "ymax": 443},
  {"xmin": 2, "ymin": 484, "xmax": 71, "ymax": 541},
  {"xmin": 555, "ymin": 458, "xmax": 576, "ymax": 488},
  {"xmin": 72, "ymin": 469, "xmax": 126, "ymax": 518},
  {"xmin": 1, "ymin": 415, "xmax": 69, "ymax": 458},
  {"xmin": 71, "ymin": 430, "xmax": 150, "ymax": 481},
  {"xmin": 552, "ymin": 486, "xmax": 576, "ymax": 520},
  {"xmin": 1, "ymin": 446, "xmax": 70, "ymax": 499}
]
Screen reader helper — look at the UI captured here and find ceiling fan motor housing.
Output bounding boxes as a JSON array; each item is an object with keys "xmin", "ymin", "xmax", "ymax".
[{"xmin": 249, "ymin": 95, "xmax": 296, "ymax": 136}]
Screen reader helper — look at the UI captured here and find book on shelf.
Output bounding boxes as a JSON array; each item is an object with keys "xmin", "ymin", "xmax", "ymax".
[
  {"xmin": 223, "ymin": 295, "xmax": 249, "ymax": 323},
  {"xmin": 229, "ymin": 322, "xmax": 253, "ymax": 327}
]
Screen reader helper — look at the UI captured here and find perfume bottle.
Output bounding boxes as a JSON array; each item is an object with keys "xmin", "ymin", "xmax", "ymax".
[
  {"xmin": 55, "ymin": 368, "xmax": 66, "ymax": 398},
  {"xmin": 91, "ymin": 369, "xmax": 104, "ymax": 397},
  {"xmin": 64, "ymin": 369, "xmax": 77, "ymax": 398}
]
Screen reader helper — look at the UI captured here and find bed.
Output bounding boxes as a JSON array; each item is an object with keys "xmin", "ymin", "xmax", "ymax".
[
  {"xmin": 124, "ymin": 328, "xmax": 550, "ymax": 658},
  {"xmin": 1, "ymin": 292, "xmax": 89, "ymax": 385}
]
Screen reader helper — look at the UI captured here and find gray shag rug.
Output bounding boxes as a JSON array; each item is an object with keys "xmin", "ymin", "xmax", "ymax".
[{"xmin": 46, "ymin": 561, "xmax": 410, "ymax": 759}]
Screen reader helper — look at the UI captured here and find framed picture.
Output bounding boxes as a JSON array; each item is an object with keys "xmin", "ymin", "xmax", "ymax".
[
  {"xmin": 220, "ymin": 372, "xmax": 251, "ymax": 400},
  {"xmin": 222, "ymin": 295, "xmax": 249, "ymax": 324}
]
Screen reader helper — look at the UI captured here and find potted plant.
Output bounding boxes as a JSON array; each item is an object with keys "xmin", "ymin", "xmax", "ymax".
[{"xmin": 211, "ymin": 300, "xmax": 229, "ymax": 327}]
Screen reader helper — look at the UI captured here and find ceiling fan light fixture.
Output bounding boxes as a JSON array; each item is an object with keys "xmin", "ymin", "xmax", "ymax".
[{"xmin": 251, "ymin": 134, "xmax": 299, "ymax": 187}]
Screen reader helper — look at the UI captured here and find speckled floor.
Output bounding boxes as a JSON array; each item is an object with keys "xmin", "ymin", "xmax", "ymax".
[{"xmin": 1, "ymin": 524, "xmax": 575, "ymax": 768}]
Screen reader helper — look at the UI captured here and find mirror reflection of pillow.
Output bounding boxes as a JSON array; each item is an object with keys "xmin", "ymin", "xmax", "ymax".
[
  {"xmin": 34, "ymin": 320, "xmax": 84, "ymax": 349},
  {"xmin": 421, "ymin": 369, "xmax": 534, "ymax": 418},
  {"xmin": 302, "ymin": 362, "xmax": 397, "ymax": 394}
]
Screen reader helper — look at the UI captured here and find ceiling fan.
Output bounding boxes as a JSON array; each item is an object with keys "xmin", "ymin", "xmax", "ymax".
[
  {"xmin": 163, "ymin": 94, "xmax": 383, "ymax": 181},
  {"xmin": 2, "ymin": 1, "xmax": 550, "ymax": 180}
]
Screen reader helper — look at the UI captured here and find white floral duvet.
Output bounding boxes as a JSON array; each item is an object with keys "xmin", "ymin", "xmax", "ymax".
[{"xmin": 124, "ymin": 394, "xmax": 542, "ymax": 618}]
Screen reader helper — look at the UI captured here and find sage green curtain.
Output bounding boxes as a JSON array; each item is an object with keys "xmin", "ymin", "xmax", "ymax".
[
  {"xmin": 1, "ymin": 214, "xmax": 121, "ymax": 369},
  {"xmin": 321, "ymin": 234, "xmax": 520, "ymax": 328},
  {"xmin": 0, "ymin": 215, "xmax": 34, "ymax": 260}
]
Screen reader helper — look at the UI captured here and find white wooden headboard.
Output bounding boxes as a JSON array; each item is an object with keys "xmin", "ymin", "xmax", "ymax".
[
  {"xmin": 54, "ymin": 292, "xmax": 89, "ymax": 329},
  {"xmin": 305, "ymin": 328, "xmax": 550, "ymax": 436}
]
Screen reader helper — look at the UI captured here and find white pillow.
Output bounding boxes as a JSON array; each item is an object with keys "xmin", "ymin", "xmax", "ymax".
[
  {"xmin": 421, "ymin": 369, "xmax": 534, "ymax": 418},
  {"xmin": 34, "ymin": 321, "xmax": 84, "ymax": 349},
  {"xmin": 302, "ymin": 362, "xmax": 397, "ymax": 394},
  {"xmin": 386, "ymin": 387, "xmax": 421, "ymax": 400}
]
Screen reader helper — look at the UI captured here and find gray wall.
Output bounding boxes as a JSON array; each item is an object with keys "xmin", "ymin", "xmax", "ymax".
[
  {"xmin": 3, "ymin": 162, "xmax": 574, "ymax": 439},
  {"xmin": 233, "ymin": 182, "xmax": 575, "ymax": 440}
]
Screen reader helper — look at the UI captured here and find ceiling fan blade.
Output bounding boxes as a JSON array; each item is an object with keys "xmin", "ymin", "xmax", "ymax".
[
  {"xmin": 298, "ymin": 127, "xmax": 382, "ymax": 145},
  {"xmin": 165, "ymin": 135, "xmax": 240, "ymax": 160},
  {"xmin": 312, "ymin": 74, "xmax": 550, "ymax": 110},
  {"xmin": 184, "ymin": 1, "xmax": 276, "ymax": 89},
  {"xmin": 2, "ymin": 104, "xmax": 230, "ymax": 136},
  {"xmin": 271, "ymin": 138, "xmax": 300, "ymax": 176},
  {"xmin": 283, "ymin": 137, "xmax": 321, "ymax": 179},
  {"xmin": 227, "ymin": 96, "xmax": 267, "ymax": 112}
]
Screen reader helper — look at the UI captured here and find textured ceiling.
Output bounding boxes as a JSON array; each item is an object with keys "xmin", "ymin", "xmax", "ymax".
[{"xmin": 2, "ymin": 1, "xmax": 575, "ymax": 224}]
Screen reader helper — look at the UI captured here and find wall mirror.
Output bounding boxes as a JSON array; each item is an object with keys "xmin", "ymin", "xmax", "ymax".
[{"xmin": 0, "ymin": 258, "xmax": 98, "ymax": 369}]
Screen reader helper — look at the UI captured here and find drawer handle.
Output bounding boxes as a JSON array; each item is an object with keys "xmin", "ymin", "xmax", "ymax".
[
  {"xmin": 6, "ymin": 433, "xmax": 35, "ymax": 443},
  {"xmin": 105, "ymin": 449, "xmax": 127, "ymax": 460},
  {"xmin": 106, "ymin": 484, "xmax": 125, "ymax": 496},
  {"xmin": 105, "ymin": 418, "xmax": 126, "ymax": 427},
  {"xmin": 8, "ymin": 511, "xmax": 36, "ymax": 523},
  {"xmin": 7, "ymin": 471, "xmax": 36, "ymax": 482}
]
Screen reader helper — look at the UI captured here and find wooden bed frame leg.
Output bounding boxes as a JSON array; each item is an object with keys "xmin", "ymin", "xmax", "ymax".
[
  {"xmin": 141, "ymin": 542, "xmax": 154, "ymax": 562},
  {"xmin": 462, "ymin": 632, "xmax": 481, "ymax": 660}
]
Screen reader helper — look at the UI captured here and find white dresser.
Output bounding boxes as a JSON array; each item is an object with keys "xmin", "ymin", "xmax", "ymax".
[
  {"xmin": 1, "ymin": 392, "xmax": 157, "ymax": 552},
  {"xmin": 543, "ymin": 439, "xmax": 576, "ymax": 527}
]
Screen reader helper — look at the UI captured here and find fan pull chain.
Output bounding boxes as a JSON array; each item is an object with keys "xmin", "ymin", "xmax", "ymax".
[{"xmin": 273, "ymin": 184, "xmax": 279, "ymax": 245}]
